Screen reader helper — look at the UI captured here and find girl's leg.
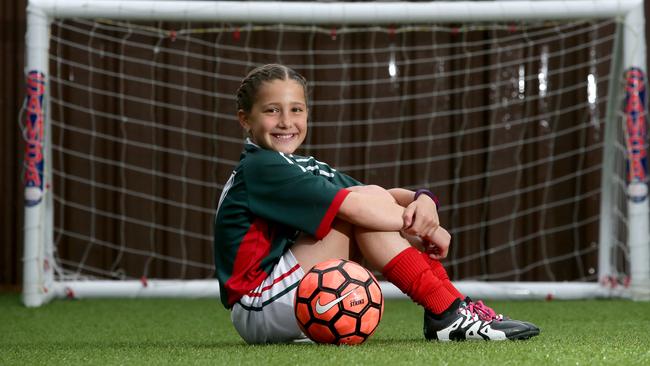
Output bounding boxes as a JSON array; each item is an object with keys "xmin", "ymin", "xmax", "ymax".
[
  {"xmin": 290, "ymin": 185, "xmax": 391, "ymax": 271},
  {"xmin": 401, "ymin": 232, "xmax": 464, "ymax": 300},
  {"xmin": 295, "ymin": 186, "xmax": 539, "ymax": 341},
  {"xmin": 355, "ymin": 226, "xmax": 458, "ymax": 315},
  {"xmin": 291, "ymin": 219, "xmax": 354, "ymax": 272},
  {"xmin": 422, "ymin": 255, "xmax": 464, "ymax": 300},
  {"xmin": 292, "ymin": 185, "xmax": 458, "ymax": 315}
]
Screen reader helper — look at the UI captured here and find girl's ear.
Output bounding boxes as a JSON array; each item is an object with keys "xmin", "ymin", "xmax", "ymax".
[{"xmin": 237, "ymin": 110, "xmax": 250, "ymax": 133}]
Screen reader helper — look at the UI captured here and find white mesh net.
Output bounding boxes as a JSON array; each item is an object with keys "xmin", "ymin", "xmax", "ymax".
[{"xmin": 44, "ymin": 18, "xmax": 631, "ymax": 285}]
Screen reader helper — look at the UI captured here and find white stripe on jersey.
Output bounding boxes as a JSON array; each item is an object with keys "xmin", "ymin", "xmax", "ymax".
[
  {"xmin": 293, "ymin": 156, "xmax": 337, "ymax": 172},
  {"xmin": 216, "ymin": 170, "xmax": 236, "ymax": 214},
  {"xmin": 279, "ymin": 152, "xmax": 307, "ymax": 172},
  {"xmin": 305, "ymin": 166, "xmax": 335, "ymax": 178}
]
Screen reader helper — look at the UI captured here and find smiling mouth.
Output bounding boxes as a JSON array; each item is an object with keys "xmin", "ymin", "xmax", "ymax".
[{"xmin": 271, "ymin": 133, "xmax": 297, "ymax": 141}]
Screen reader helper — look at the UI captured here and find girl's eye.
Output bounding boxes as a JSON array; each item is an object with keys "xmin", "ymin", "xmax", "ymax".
[
  {"xmin": 265, "ymin": 108, "xmax": 279, "ymax": 113},
  {"xmin": 292, "ymin": 107, "xmax": 304, "ymax": 113}
]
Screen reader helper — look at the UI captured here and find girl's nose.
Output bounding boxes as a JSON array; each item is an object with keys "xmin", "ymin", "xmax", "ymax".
[{"xmin": 278, "ymin": 110, "xmax": 291, "ymax": 127}]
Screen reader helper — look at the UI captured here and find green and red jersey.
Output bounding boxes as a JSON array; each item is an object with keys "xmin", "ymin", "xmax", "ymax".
[{"xmin": 214, "ymin": 139, "xmax": 362, "ymax": 308}]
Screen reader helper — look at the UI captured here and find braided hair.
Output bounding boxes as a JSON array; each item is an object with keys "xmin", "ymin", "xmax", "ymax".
[{"xmin": 236, "ymin": 64, "xmax": 308, "ymax": 113}]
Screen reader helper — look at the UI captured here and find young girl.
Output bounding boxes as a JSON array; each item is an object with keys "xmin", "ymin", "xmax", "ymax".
[{"xmin": 214, "ymin": 64, "xmax": 540, "ymax": 344}]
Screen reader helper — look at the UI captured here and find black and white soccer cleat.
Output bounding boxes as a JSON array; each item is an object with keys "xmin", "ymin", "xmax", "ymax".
[{"xmin": 424, "ymin": 301, "xmax": 540, "ymax": 341}]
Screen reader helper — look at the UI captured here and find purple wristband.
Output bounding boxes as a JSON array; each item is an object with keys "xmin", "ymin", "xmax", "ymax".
[{"xmin": 414, "ymin": 189, "xmax": 440, "ymax": 208}]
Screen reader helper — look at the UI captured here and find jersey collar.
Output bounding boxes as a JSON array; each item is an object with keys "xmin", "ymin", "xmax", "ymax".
[{"xmin": 245, "ymin": 137, "xmax": 261, "ymax": 150}]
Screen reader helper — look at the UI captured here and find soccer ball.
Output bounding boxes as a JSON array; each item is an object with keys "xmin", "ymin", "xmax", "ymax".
[{"xmin": 294, "ymin": 258, "xmax": 384, "ymax": 345}]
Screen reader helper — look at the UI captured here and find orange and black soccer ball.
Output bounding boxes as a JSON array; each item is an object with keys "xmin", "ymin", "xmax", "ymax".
[{"xmin": 294, "ymin": 258, "xmax": 384, "ymax": 345}]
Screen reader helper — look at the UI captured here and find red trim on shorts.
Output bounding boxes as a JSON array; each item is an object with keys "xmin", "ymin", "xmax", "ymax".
[
  {"xmin": 245, "ymin": 263, "xmax": 301, "ymax": 298},
  {"xmin": 315, "ymin": 188, "xmax": 350, "ymax": 240}
]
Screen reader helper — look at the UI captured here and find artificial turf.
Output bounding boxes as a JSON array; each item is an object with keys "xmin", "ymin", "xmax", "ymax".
[{"xmin": 1, "ymin": 293, "xmax": 648, "ymax": 365}]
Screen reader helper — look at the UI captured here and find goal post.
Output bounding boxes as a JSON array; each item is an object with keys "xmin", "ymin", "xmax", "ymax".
[
  {"xmin": 22, "ymin": 0, "xmax": 650, "ymax": 307},
  {"xmin": 621, "ymin": 4, "xmax": 650, "ymax": 300}
]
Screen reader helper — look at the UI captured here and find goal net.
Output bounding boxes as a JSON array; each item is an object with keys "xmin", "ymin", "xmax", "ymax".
[{"xmin": 22, "ymin": 0, "xmax": 650, "ymax": 306}]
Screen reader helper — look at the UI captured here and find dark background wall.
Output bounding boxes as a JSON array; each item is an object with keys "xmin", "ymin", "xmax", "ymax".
[
  {"xmin": 3, "ymin": 1, "xmax": 650, "ymax": 290},
  {"xmin": 1, "ymin": 0, "xmax": 27, "ymax": 290}
]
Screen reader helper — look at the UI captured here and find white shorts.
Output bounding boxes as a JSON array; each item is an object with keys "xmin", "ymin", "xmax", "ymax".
[{"xmin": 230, "ymin": 249, "xmax": 309, "ymax": 344}]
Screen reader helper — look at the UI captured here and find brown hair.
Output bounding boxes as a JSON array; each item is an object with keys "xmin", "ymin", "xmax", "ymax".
[{"xmin": 236, "ymin": 64, "xmax": 308, "ymax": 113}]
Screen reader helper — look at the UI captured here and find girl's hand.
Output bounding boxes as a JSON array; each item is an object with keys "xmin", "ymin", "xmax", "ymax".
[
  {"xmin": 402, "ymin": 193, "xmax": 440, "ymax": 238},
  {"xmin": 402, "ymin": 194, "xmax": 451, "ymax": 259},
  {"xmin": 400, "ymin": 226, "xmax": 452, "ymax": 259},
  {"xmin": 423, "ymin": 227, "xmax": 451, "ymax": 260}
]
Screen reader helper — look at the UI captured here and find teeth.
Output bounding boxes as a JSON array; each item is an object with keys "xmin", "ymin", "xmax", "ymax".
[{"xmin": 273, "ymin": 134, "xmax": 294, "ymax": 140}]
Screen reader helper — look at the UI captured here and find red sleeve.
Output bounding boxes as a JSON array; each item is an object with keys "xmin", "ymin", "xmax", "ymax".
[{"xmin": 314, "ymin": 189, "xmax": 350, "ymax": 240}]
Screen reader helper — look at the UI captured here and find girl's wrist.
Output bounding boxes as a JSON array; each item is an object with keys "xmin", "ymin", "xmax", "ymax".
[{"xmin": 414, "ymin": 189, "xmax": 439, "ymax": 208}]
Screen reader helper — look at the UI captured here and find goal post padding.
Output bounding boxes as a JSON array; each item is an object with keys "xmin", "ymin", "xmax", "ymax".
[{"xmin": 23, "ymin": 0, "xmax": 649, "ymax": 307}]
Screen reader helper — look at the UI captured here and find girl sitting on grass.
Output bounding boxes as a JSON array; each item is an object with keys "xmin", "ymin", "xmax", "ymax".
[{"xmin": 213, "ymin": 64, "xmax": 540, "ymax": 344}]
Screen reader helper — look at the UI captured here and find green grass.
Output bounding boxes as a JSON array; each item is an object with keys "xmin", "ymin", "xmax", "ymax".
[{"xmin": 1, "ymin": 293, "xmax": 649, "ymax": 365}]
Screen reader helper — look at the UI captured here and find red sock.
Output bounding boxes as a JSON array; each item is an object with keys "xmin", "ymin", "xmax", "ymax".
[
  {"xmin": 382, "ymin": 247, "xmax": 458, "ymax": 314},
  {"xmin": 420, "ymin": 252, "xmax": 464, "ymax": 300}
]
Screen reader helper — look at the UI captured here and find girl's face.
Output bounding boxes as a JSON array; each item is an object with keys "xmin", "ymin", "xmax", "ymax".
[{"xmin": 238, "ymin": 79, "xmax": 308, "ymax": 154}]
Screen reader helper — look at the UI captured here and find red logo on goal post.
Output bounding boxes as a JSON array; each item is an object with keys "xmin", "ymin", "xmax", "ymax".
[
  {"xmin": 624, "ymin": 67, "xmax": 648, "ymax": 201},
  {"xmin": 24, "ymin": 70, "xmax": 46, "ymax": 207}
]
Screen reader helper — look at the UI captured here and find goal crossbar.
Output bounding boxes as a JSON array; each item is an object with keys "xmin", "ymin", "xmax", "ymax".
[{"xmin": 29, "ymin": 0, "xmax": 642, "ymax": 23}]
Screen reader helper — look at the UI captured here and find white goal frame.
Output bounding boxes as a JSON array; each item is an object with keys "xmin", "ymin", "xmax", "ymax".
[{"xmin": 22, "ymin": 0, "xmax": 650, "ymax": 306}]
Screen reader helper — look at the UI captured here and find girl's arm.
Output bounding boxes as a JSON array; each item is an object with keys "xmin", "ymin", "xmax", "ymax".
[
  {"xmin": 337, "ymin": 191, "xmax": 405, "ymax": 232},
  {"xmin": 387, "ymin": 188, "xmax": 416, "ymax": 207},
  {"xmin": 337, "ymin": 189, "xmax": 452, "ymax": 258}
]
